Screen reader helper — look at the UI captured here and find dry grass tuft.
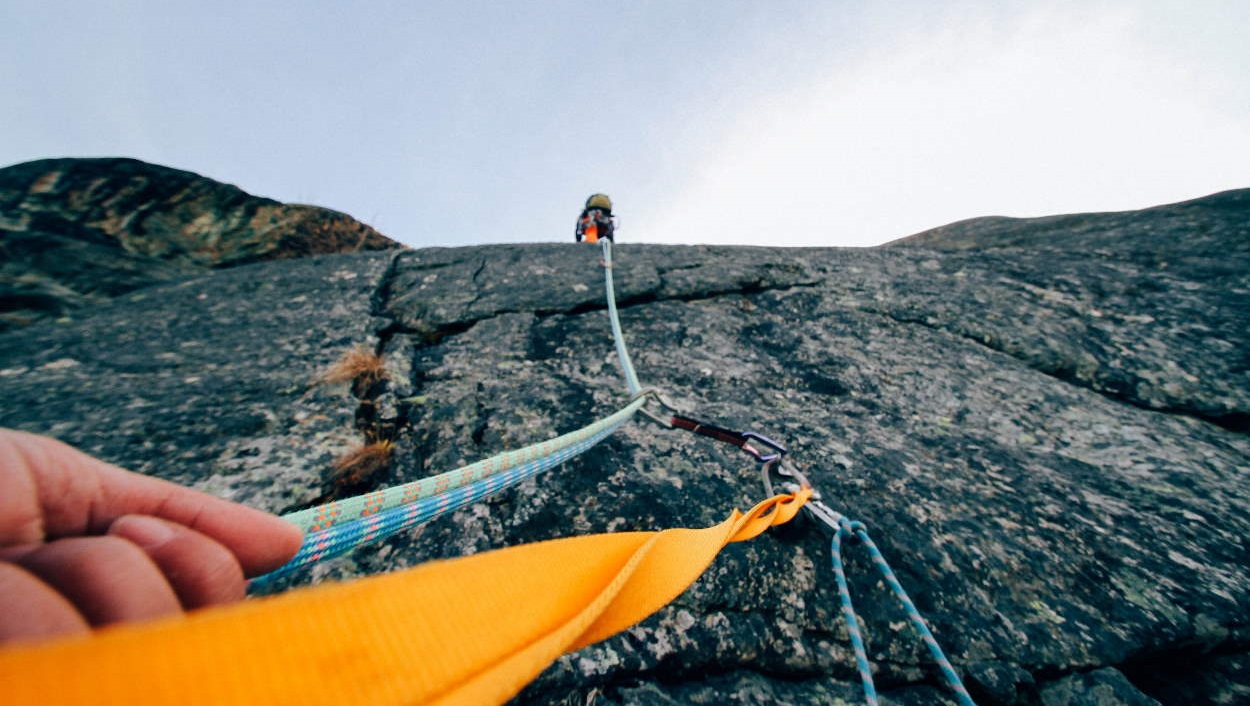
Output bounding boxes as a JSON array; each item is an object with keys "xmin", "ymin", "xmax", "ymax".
[
  {"xmin": 317, "ymin": 345, "xmax": 387, "ymax": 389},
  {"xmin": 328, "ymin": 440, "xmax": 393, "ymax": 488}
]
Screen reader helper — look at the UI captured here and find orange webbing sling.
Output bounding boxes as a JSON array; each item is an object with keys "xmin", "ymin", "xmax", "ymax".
[{"xmin": 1, "ymin": 489, "xmax": 809, "ymax": 706}]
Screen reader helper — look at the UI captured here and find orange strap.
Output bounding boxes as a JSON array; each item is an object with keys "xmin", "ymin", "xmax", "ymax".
[{"xmin": 2, "ymin": 489, "xmax": 809, "ymax": 706}]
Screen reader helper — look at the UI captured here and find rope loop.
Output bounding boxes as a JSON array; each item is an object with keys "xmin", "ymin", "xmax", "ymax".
[{"xmin": 840, "ymin": 518, "xmax": 868, "ymax": 538}]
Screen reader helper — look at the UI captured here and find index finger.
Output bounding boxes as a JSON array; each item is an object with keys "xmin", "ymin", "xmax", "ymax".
[{"xmin": 0, "ymin": 430, "xmax": 303, "ymax": 576}]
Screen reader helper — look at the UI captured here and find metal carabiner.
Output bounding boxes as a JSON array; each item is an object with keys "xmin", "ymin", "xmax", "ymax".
[
  {"xmin": 761, "ymin": 457, "xmax": 811, "ymax": 497},
  {"xmin": 740, "ymin": 430, "xmax": 789, "ymax": 464},
  {"xmin": 761, "ymin": 458, "xmax": 843, "ymax": 532},
  {"xmin": 632, "ymin": 388, "xmax": 679, "ymax": 428}
]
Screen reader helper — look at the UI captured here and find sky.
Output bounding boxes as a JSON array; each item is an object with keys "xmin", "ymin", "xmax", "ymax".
[{"xmin": 2, "ymin": 0, "xmax": 1248, "ymax": 248}]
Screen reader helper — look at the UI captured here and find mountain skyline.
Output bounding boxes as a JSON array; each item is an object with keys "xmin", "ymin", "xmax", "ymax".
[{"xmin": 3, "ymin": 1, "xmax": 1248, "ymax": 249}]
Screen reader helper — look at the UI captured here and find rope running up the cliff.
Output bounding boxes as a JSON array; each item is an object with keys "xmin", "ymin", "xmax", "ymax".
[{"xmin": 251, "ymin": 238, "xmax": 656, "ymax": 587}]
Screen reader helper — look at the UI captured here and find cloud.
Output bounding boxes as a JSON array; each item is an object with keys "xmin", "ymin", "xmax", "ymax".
[{"xmin": 641, "ymin": 5, "xmax": 1250, "ymax": 247}]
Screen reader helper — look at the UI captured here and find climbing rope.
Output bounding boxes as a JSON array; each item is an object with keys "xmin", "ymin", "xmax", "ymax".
[
  {"xmin": 254, "ymin": 396, "xmax": 650, "ymax": 586},
  {"xmin": 600, "ymin": 238, "xmax": 641, "ymax": 395},
  {"xmin": 252, "ymin": 239, "xmax": 649, "ymax": 585},
  {"xmin": 765, "ymin": 462, "xmax": 976, "ymax": 705},
  {"xmin": 251, "ymin": 397, "xmax": 646, "ymax": 587},
  {"xmin": 282, "ymin": 396, "xmax": 647, "ymax": 534},
  {"xmin": 830, "ymin": 520, "xmax": 976, "ymax": 706}
]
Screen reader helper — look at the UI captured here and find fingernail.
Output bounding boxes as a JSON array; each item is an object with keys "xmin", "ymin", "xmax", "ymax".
[{"xmin": 112, "ymin": 515, "xmax": 176, "ymax": 549}]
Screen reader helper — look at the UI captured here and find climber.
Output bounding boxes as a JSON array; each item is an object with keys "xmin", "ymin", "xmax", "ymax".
[
  {"xmin": 0, "ymin": 428, "xmax": 302, "ymax": 643},
  {"xmin": 575, "ymin": 193, "xmax": 615, "ymax": 243}
]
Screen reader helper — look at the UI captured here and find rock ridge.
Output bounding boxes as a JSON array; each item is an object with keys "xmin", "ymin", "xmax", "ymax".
[{"xmin": 0, "ymin": 157, "xmax": 401, "ymax": 330}]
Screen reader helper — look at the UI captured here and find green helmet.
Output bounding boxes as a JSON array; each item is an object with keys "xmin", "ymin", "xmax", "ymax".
[{"xmin": 585, "ymin": 193, "xmax": 613, "ymax": 212}]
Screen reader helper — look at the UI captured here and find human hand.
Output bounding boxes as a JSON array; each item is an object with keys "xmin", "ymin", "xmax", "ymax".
[{"xmin": 0, "ymin": 429, "xmax": 303, "ymax": 644}]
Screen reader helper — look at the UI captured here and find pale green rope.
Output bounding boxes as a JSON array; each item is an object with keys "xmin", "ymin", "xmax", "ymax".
[
  {"xmin": 601, "ymin": 238, "xmax": 642, "ymax": 396},
  {"xmin": 258, "ymin": 239, "xmax": 656, "ymax": 585}
]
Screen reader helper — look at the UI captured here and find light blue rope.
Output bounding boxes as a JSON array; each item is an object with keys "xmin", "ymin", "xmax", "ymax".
[
  {"xmin": 831, "ymin": 526, "xmax": 880, "ymax": 705},
  {"xmin": 252, "ymin": 416, "xmax": 630, "ymax": 589},
  {"xmin": 829, "ymin": 518, "xmax": 977, "ymax": 706},
  {"xmin": 601, "ymin": 239, "xmax": 641, "ymax": 396},
  {"xmin": 280, "ymin": 397, "xmax": 647, "ymax": 534},
  {"xmin": 252, "ymin": 243, "xmax": 652, "ymax": 591}
]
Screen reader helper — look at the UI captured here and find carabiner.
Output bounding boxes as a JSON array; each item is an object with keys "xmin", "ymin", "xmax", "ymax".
[
  {"xmin": 762, "ymin": 458, "xmax": 843, "ymax": 532},
  {"xmin": 761, "ymin": 457, "xmax": 811, "ymax": 496},
  {"xmin": 632, "ymin": 388, "xmax": 679, "ymax": 428},
  {"xmin": 670, "ymin": 414, "xmax": 788, "ymax": 463}
]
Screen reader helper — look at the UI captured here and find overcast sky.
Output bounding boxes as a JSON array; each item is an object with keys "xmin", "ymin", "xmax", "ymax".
[{"xmin": 3, "ymin": 1, "xmax": 1247, "ymax": 248}]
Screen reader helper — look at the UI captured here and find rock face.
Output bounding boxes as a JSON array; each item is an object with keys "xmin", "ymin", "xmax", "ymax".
[
  {"xmin": 1, "ymin": 184, "xmax": 1248, "ymax": 706},
  {"xmin": 889, "ymin": 189, "xmax": 1250, "ymax": 282},
  {"xmin": 0, "ymin": 157, "xmax": 401, "ymax": 330}
]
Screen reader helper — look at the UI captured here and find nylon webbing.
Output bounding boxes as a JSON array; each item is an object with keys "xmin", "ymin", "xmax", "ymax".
[{"xmin": 1, "ymin": 490, "xmax": 810, "ymax": 706}]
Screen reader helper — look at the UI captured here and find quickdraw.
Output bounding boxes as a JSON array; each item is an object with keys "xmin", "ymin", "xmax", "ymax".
[
  {"xmin": 669, "ymin": 415, "xmax": 788, "ymax": 463},
  {"xmin": 631, "ymin": 388, "xmax": 787, "ymax": 463}
]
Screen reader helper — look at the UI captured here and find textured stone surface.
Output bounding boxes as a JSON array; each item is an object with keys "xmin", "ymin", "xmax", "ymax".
[
  {"xmin": 1038, "ymin": 668, "xmax": 1161, "ymax": 706},
  {"xmin": 889, "ymin": 188, "xmax": 1250, "ymax": 283},
  {"xmin": 1, "ymin": 188, "xmax": 1248, "ymax": 705},
  {"xmin": 0, "ymin": 157, "xmax": 401, "ymax": 330},
  {"xmin": 887, "ymin": 188, "xmax": 1250, "ymax": 434},
  {"xmin": 0, "ymin": 251, "xmax": 397, "ymax": 513}
]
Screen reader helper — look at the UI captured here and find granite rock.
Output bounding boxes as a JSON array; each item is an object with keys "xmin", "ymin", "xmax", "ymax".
[
  {"xmin": 1, "ymin": 188, "xmax": 1248, "ymax": 705},
  {"xmin": 0, "ymin": 251, "xmax": 397, "ymax": 513},
  {"xmin": 1038, "ymin": 668, "xmax": 1161, "ymax": 706}
]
